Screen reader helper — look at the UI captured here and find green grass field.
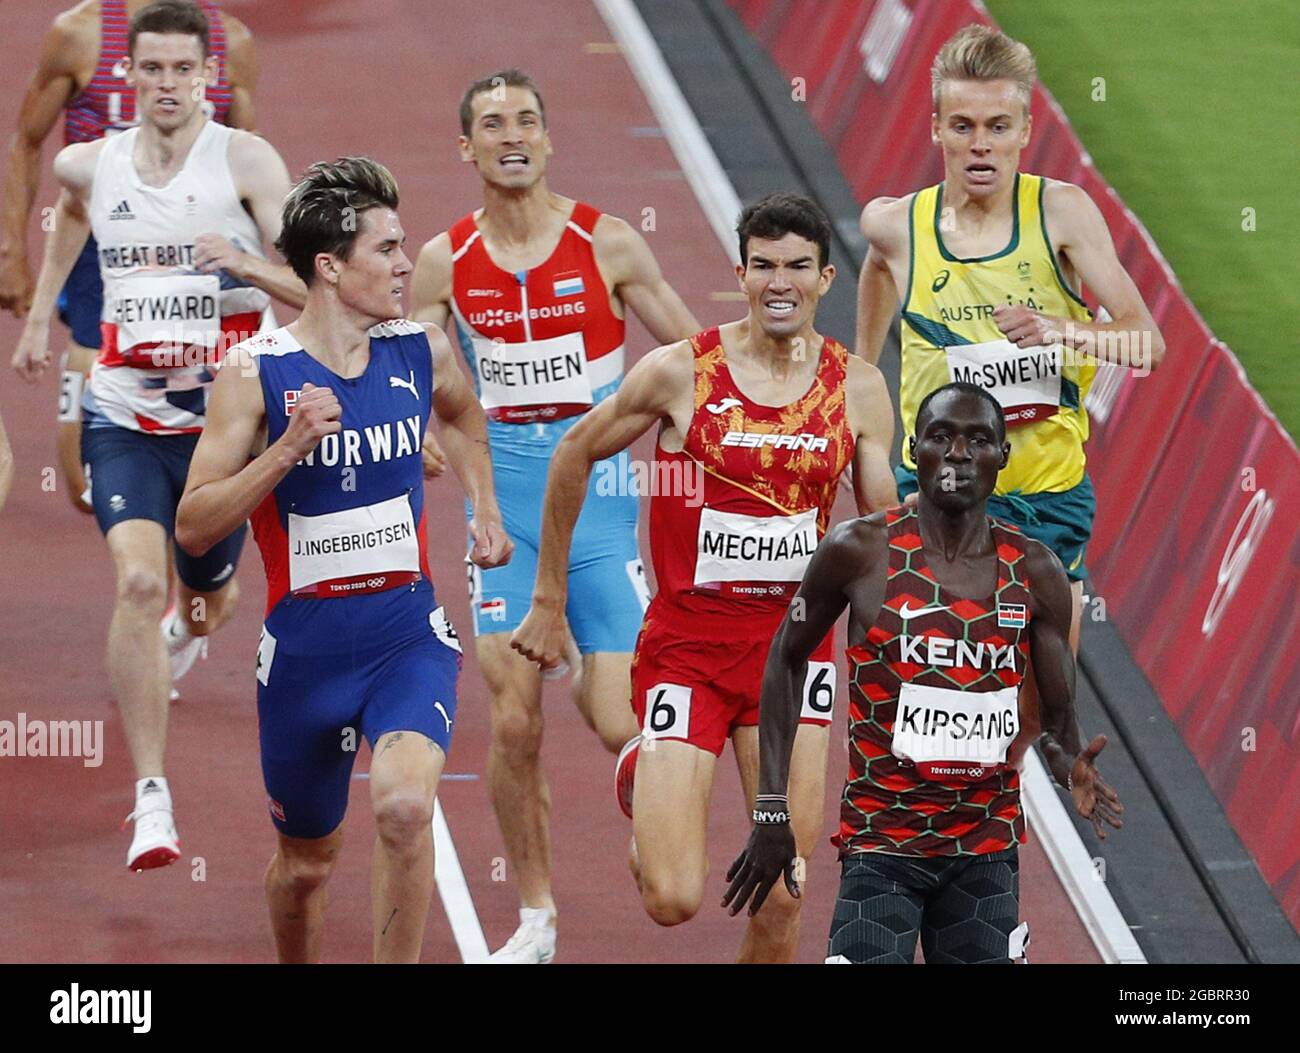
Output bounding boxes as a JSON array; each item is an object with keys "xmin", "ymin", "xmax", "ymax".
[{"xmin": 987, "ymin": 0, "xmax": 1299, "ymax": 438}]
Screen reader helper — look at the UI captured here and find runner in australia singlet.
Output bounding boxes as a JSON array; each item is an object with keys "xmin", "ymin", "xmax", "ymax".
[{"xmin": 899, "ymin": 173, "xmax": 1094, "ymax": 496}]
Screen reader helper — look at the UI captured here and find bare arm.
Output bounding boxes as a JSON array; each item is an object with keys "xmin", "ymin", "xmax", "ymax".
[
  {"xmin": 194, "ymin": 132, "xmax": 305, "ymax": 309},
  {"xmin": 175, "ymin": 350, "xmax": 283, "ymax": 554},
  {"xmin": 0, "ymin": 14, "xmax": 85, "ymax": 316},
  {"xmin": 510, "ymin": 339, "xmax": 693, "ymax": 666},
  {"xmin": 11, "ymin": 143, "xmax": 98, "ymax": 381},
  {"xmin": 409, "ymin": 233, "xmax": 452, "ymax": 331},
  {"xmin": 845, "ymin": 355, "xmax": 898, "ymax": 513},
  {"xmin": 0, "ymin": 408, "xmax": 13, "ymax": 512},
  {"xmin": 855, "ymin": 197, "xmax": 909, "ymax": 364},
  {"xmin": 723, "ymin": 517, "xmax": 885, "ymax": 915},
  {"xmin": 221, "ymin": 14, "xmax": 259, "ymax": 132},
  {"xmin": 1023, "ymin": 539, "xmax": 1124, "ymax": 836},
  {"xmin": 424, "ymin": 323, "xmax": 509, "ymax": 567},
  {"xmin": 998, "ymin": 181, "xmax": 1165, "ymax": 372},
  {"xmin": 594, "ymin": 215, "xmax": 699, "ymax": 344}
]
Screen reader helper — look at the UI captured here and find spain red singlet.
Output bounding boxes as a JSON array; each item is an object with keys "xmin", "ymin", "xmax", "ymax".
[
  {"xmin": 448, "ymin": 202, "xmax": 624, "ymax": 426},
  {"xmin": 838, "ymin": 506, "xmax": 1033, "ymax": 857},
  {"xmin": 64, "ymin": 0, "xmax": 234, "ymax": 145},
  {"xmin": 648, "ymin": 326, "xmax": 853, "ymax": 621}
]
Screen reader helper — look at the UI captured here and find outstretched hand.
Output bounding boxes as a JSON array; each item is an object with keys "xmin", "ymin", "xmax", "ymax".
[
  {"xmin": 1070, "ymin": 734, "xmax": 1124, "ymax": 839},
  {"xmin": 721, "ymin": 822, "xmax": 801, "ymax": 917}
]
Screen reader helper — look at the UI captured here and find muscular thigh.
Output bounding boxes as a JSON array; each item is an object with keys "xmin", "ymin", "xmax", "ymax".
[
  {"xmin": 732, "ymin": 722, "xmax": 830, "ymax": 858},
  {"xmin": 632, "ymin": 738, "xmax": 716, "ymax": 888},
  {"xmin": 920, "ymin": 847, "xmax": 1022, "ymax": 964}
]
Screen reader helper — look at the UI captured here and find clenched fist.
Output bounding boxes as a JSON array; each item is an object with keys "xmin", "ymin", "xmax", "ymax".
[{"xmin": 281, "ymin": 381, "xmax": 342, "ymax": 459}]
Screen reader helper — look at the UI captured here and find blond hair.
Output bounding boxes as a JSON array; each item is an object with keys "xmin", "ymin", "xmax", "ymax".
[{"xmin": 931, "ymin": 25, "xmax": 1036, "ymax": 115}]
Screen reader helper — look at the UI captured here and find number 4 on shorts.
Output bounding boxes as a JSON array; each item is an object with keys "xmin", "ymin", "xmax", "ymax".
[{"xmin": 644, "ymin": 683, "xmax": 691, "ymax": 741}]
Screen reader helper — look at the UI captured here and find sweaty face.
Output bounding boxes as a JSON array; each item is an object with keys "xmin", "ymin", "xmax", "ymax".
[
  {"xmin": 460, "ymin": 86, "xmax": 551, "ymax": 190},
  {"xmin": 332, "ymin": 209, "xmax": 410, "ymax": 321},
  {"xmin": 736, "ymin": 232, "xmax": 833, "ymax": 341},
  {"xmin": 911, "ymin": 391, "xmax": 1009, "ymax": 512},
  {"xmin": 128, "ymin": 33, "xmax": 216, "ymax": 131},
  {"xmin": 932, "ymin": 79, "xmax": 1031, "ymax": 198}
]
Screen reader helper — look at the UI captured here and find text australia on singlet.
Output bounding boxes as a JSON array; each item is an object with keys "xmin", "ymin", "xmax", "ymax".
[{"xmin": 286, "ymin": 414, "xmax": 423, "ymax": 593}]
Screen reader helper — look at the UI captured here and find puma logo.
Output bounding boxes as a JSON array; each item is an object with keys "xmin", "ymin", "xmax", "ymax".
[
  {"xmin": 433, "ymin": 701, "xmax": 453, "ymax": 734},
  {"xmin": 705, "ymin": 396, "xmax": 743, "ymax": 415},
  {"xmin": 389, "ymin": 371, "xmax": 419, "ymax": 399}
]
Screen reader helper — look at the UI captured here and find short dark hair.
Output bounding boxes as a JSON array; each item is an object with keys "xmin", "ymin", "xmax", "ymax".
[
  {"xmin": 459, "ymin": 69, "xmax": 547, "ymax": 136},
  {"xmin": 129, "ymin": 0, "xmax": 210, "ymax": 58},
  {"xmin": 915, "ymin": 381, "xmax": 1007, "ymax": 443},
  {"xmin": 276, "ymin": 158, "xmax": 401, "ymax": 285},
  {"xmin": 736, "ymin": 192, "xmax": 832, "ymax": 269}
]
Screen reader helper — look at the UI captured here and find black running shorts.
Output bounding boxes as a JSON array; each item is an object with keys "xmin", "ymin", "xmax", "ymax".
[{"xmin": 826, "ymin": 846, "xmax": 1027, "ymax": 964}]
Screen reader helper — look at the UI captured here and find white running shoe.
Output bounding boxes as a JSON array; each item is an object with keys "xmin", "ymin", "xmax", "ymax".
[
  {"xmin": 488, "ymin": 915, "xmax": 557, "ymax": 964},
  {"xmin": 124, "ymin": 782, "xmax": 180, "ymax": 872},
  {"xmin": 162, "ymin": 608, "xmax": 207, "ymax": 685}
]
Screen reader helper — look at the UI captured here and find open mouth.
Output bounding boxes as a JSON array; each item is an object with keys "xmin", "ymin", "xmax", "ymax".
[
  {"xmin": 499, "ymin": 153, "xmax": 529, "ymax": 169},
  {"xmin": 157, "ymin": 98, "xmax": 180, "ymax": 112},
  {"xmin": 764, "ymin": 299, "xmax": 797, "ymax": 319},
  {"xmin": 965, "ymin": 163, "xmax": 996, "ymax": 180}
]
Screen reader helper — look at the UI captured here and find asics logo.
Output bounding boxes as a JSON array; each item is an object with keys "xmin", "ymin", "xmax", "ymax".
[
  {"xmin": 705, "ymin": 397, "xmax": 743, "ymax": 415},
  {"xmin": 931, "ymin": 269, "xmax": 951, "ymax": 293},
  {"xmin": 389, "ymin": 371, "xmax": 419, "ymax": 399},
  {"xmin": 898, "ymin": 601, "xmax": 948, "ymax": 619}
]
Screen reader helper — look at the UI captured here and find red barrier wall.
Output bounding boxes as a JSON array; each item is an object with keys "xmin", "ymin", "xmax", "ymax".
[{"xmin": 727, "ymin": 0, "xmax": 1300, "ymax": 928}]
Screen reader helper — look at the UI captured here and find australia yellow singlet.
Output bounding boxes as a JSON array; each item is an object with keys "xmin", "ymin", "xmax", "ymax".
[{"xmin": 900, "ymin": 172, "xmax": 1094, "ymax": 495}]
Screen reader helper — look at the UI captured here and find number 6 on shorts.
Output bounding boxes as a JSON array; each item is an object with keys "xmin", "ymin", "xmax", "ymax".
[
  {"xmin": 643, "ymin": 683, "xmax": 691, "ymax": 741},
  {"xmin": 800, "ymin": 662, "xmax": 836, "ymax": 720}
]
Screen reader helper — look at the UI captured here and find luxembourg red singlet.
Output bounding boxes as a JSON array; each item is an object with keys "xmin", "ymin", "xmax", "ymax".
[
  {"xmin": 647, "ymin": 327, "xmax": 854, "ymax": 627},
  {"xmin": 838, "ymin": 506, "xmax": 1034, "ymax": 857},
  {"xmin": 447, "ymin": 202, "xmax": 624, "ymax": 427}
]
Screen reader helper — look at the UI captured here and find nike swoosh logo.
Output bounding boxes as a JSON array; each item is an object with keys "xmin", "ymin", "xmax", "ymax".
[
  {"xmin": 705, "ymin": 397, "xmax": 743, "ymax": 414},
  {"xmin": 898, "ymin": 602, "xmax": 948, "ymax": 619}
]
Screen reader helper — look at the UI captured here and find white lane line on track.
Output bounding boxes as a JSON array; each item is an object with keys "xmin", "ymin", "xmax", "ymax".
[
  {"xmin": 433, "ymin": 797, "xmax": 489, "ymax": 963},
  {"xmin": 594, "ymin": 0, "xmax": 742, "ymax": 263},
  {"xmin": 1023, "ymin": 751, "xmax": 1147, "ymax": 964},
  {"xmin": 599, "ymin": 0, "xmax": 1144, "ymax": 966}
]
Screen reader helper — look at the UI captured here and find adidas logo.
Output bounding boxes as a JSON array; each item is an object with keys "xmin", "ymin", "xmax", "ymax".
[
  {"xmin": 108, "ymin": 199, "xmax": 135, "ymax": 221},
  {"xmin": 141, "ymin": 779, "xmax": 161, "ymax": 794}
]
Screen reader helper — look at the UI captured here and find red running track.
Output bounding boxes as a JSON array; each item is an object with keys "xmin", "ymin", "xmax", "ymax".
[{"xmin": 0, "ymin": 0, "xmax": 1099, "ymax": 963}]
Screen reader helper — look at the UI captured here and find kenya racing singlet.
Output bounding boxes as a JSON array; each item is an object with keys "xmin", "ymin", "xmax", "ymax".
[
  {"xmin": 448, "ymin": 202, "xmax": 624, "ymax": 452},
  {"xmin": 248, "ymin": 321, "xmax": 438, "ymax": 650},
  {"xmin": 648, "ymin": 327, "xmax": 853, "ymax": 622},
  {"xmin": 84, "ymin": 120, "xmax": 267, "ymax": 433},
  {"xmin": 838, "ymin": 507, "xmax": 1033, "ymax": 856},
  {"xmin": 900, "ymin": 173, "xmax": 1094, "ymax": 494},
  {"xmin": 65, "ymin": 0, "xmax": 233, "ymax": 144}
]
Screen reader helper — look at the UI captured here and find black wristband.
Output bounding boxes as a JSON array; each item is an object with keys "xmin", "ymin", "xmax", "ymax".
[{"xmin": 753, "ymin": 806, "xmax": 791, "ymax": 825}]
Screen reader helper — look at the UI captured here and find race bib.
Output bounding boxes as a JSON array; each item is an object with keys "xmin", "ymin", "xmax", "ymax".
[
  {"xmin": 287, "ymin": 494, "xmax": 420, "ymax": 595},
  {"xmin": 109, "ymin": 273, "xmax": 222, "ymax": 361},
  {"xmin": 694, "ymin": 506, "xmax": 818, "ymax": 598},
  {"xmin": 945, "ymin": 338, "xmax": 1062, "ymax": 426},
  {"xmin": 473, "ymin": 331, "xmax": 593, "ymax": 420},
  {"xmin": 890, "ymin": 681, "xmax": 1019, "ymax": 781}
]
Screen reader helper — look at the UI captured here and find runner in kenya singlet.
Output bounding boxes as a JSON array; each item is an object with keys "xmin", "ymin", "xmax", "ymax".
[{"xmin": 838, "ymin": 505, "xmax": 1035, "ymax": 857}]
